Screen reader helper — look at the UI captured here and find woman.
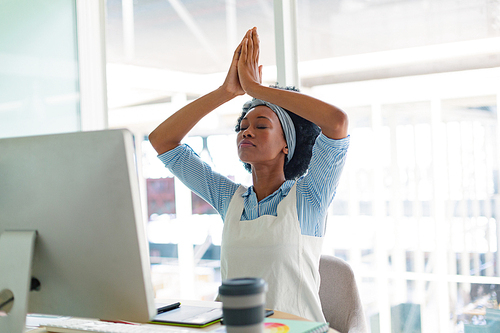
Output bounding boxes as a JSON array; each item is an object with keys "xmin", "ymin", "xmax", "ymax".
[{"xmin": 149, "ymin": 27, "xmax": 349, "ymax": 322}]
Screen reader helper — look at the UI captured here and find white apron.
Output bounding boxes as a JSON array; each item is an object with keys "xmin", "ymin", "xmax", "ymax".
[{"xmin": 220, "ymin": 183, "xmax": 326, "ymax": 322}]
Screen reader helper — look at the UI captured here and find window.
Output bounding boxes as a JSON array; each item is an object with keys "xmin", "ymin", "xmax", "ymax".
[
  {"xmin": 105, "ymin": 0, "xmax": 500, "ymax": 330},
  {"xmin": 0, "ymin": 0, "xmax": 80, "ymax": 139}
]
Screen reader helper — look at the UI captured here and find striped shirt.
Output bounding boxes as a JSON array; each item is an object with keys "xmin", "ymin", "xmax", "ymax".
[{"xmin": 158, "ymin": 133, "xmax": 349, "ymax": 237}]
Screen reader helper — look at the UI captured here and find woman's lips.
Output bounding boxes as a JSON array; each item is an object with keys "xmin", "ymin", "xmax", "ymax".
[{"xmin": 239, "ymin": 140, "xmax": 255, "ymax": 148}]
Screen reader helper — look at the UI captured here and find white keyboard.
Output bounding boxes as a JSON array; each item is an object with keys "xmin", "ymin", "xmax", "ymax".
[{"xmin": 43, "ymin": 318, "xmax": 195, "ymax": 333}]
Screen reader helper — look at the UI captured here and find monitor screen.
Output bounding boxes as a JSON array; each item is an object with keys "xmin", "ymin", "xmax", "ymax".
[{"xmin": 0, "ymin": 129, "xmax": 156, "ymax": 330}]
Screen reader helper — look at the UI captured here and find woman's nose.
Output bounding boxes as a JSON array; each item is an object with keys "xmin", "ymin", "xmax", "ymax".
[{"xmin": 242, "ymin": 128, "xmax": 253, "ymax": 137}]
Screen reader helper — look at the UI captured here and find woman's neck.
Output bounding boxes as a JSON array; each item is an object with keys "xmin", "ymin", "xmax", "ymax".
[{"xmin": 251, "ymin": 166, "xmax": 286, "ymax": 202}]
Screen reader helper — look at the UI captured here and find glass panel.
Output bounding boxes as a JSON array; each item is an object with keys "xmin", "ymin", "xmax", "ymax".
[
  {"xmin": 297, "ymin": 0, "xmax": 500, "ymax": 60},
  {"xmin": 106, "ymin": 0, "xmax": 276, "ymax": 73},
  {"xmin": 0, "ymin": 0, "xmax": 80, "ymax": 139}
]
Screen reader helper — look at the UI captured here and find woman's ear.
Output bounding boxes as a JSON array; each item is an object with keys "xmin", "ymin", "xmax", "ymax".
[{"xmin": 283, "ymin": 145, "xmax": 289, "ymax": 155}]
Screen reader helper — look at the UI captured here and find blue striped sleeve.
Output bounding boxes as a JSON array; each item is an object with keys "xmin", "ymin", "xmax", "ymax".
[
  {"xmin": 157, "ymin": 144, "xmax": 240, "ymax": 220},
  {"xmin": 296, "ymin": 133, "xmax": 350, "ymax": 236}
]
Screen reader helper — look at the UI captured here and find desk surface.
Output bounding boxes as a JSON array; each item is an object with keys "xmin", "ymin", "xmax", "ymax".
[{"xmin": 29, "ymin": 299, "xmax": 339, "ymax": 333}]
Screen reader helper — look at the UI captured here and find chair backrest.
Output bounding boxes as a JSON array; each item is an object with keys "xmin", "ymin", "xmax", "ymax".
[{"xmin": 318, "ymin": 255, "xmax": 367, "ymax": 333}]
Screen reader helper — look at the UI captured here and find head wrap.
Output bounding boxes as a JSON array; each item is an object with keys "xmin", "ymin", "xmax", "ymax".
[{"xmin": 242, "ymin": 99, "xmax": 296, "ymax": 164}]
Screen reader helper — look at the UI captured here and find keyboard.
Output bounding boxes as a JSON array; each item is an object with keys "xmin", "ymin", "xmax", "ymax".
[{"xmin": 43, "ymin": 318, "xmax": 195, "ymax": 333}]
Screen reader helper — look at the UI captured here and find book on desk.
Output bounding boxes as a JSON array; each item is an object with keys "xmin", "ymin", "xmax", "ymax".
[
  {"xmin": 263, "ymin": 318, "xmax": 329, "ymax": 333},
  {"xmin": 211, "ymin": 318, "xmax": 329, "ymax": 333}
]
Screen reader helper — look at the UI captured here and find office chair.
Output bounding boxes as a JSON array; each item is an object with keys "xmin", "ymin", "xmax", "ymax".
[{"xmin": 319, "ymin": 255, "xmax": 367, "ymax": 333}]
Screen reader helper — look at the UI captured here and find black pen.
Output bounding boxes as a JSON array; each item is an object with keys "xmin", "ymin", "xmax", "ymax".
[{"xmin": 157, "ymin": 302, "xmax": 181, "ymax": 314}]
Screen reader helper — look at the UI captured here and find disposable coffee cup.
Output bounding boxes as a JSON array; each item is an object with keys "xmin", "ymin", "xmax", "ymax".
[{"xmin": 219, "ymin": 277, "xmax": 268, "ymax": 333}]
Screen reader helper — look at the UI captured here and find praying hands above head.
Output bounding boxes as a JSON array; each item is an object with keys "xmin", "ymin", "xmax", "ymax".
[{"xmin": 221, "ymin": 27, "xmax": 262, "ymax": 98}]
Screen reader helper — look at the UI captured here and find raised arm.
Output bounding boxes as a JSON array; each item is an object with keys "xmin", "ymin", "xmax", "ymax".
[
  {"xmin": 237, "ymin": 28, "xmax": 348, "ymax": 140},
  {"xmin": 149, "ymin": 87, "xmax": 237, "ymax": 155},
  {"xmin": 149, "ymin": 30, "xmax": 252, "ymax": 155}
]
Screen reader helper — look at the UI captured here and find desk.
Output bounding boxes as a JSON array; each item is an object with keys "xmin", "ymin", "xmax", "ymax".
[{"xmin": 28, "ymin": 299, "xmax": 338, "ymax": 333}]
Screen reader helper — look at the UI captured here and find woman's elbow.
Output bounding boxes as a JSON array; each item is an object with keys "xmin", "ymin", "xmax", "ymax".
[
  {"xmin": 148, "ymin": 130, "xmax": 179, "ymax": 155},
  {"xmin": 148, "ymin": 131, "xmax": 159, "ymax": 152},
  {"xmin": 337, "ymin": 109, "xmax": 349, "ymax": 135},
  {"xmin": 323, "ymin": 108, "xmax": 348, "ymax": 139},
  {"xmin": 148, "ymin": 130, "xmax": 170, "ymax": 155}
]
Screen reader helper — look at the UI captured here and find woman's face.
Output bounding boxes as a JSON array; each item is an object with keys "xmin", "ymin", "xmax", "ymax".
[{"xmin": 236, "ymin": 106, "xmax": 288, "ymax": 168}]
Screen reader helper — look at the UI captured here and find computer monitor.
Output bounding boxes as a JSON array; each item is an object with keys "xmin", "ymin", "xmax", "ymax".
[{"xmin": 0, "ymin": 129, "xmax": 156, "ymax": 333}]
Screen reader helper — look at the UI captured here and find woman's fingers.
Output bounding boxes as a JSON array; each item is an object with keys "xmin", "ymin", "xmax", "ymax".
[
  {"xmin": 241, "ymin": 37, "xmax": 248, "ymax": 61},
  {"xmin": 233, "ymin": 43, "xmax": 242, "ymax": 62},
  {"xmin": 240, "ymin": 27, "xmax": 259, "ymax": 63},
  {"xmin": 236, "ymin": 27, "xmax": 262, "ymax": 92},
  {"xmin": 247, "ymin": 30, "xmax": 254, "ymax": 62},
  {"xmin": 252, "ymin": 27, "xmax": 260, "ymax": 62},
  {"xmin": 235, "ymin": 28, "xmax": 251, "ymax": 62}
]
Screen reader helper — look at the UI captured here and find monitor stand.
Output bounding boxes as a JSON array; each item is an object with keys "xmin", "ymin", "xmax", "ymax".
[{"xmin": 0, "ymin": 230, "xmax": 37, "ymax": 333}]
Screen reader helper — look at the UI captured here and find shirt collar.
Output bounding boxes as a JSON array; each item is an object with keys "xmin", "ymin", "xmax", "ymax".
[{"xmin": 241, "ymin": 180, "xmax": 295, "ymax": 200}]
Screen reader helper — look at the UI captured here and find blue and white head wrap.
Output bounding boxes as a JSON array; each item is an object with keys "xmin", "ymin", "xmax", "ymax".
[{"xmin": 242, "ymin": 99, "xmax": 296, "ymax": 164}]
